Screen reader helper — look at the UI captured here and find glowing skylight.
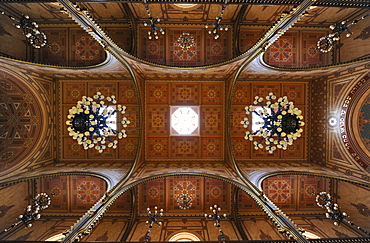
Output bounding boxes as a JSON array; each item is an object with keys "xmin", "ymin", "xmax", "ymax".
[
  {"xmin": 251, "ymin": 106, "xmax": 270, "ymax": 133},
  {"xmin": 171, "ymin": 107, "xmax": 199, "ymax": 135},
  {"xmin": 97, "ymin": 106, "xmax": 117, "ymax": 130}
]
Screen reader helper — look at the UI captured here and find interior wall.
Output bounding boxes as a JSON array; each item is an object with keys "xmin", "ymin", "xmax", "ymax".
[
  {"xmin": 126, "ymin": 218, "xmax": 242, "ymax": 242},
  {"xmin": 338, "ymin": 12, "xmax": 370, "ymax": 63},
  {"xmin": 0, "ymin": 14, "xmax": 28, "ymax": 60},
  {"xmin": 239, "ymin": 216, "xmax": 287, "ymax": 240},
  {"xmin": 290, "ymin": 216, "xmax": 364, "ymax": 238},
  {"xmin": 335, "ymin": 180, "xmax": 370, "ymax": 234},
  {"xmin": 81, "ymin": 218, "xmax": 130, "ymax": 242},
  {"xmin": 0, "ymin": 218, "xmax": 79, "ymax": 241},
  {"xmin": 325, "ymin": 64, "xmax": 370, "ymax": 180},
  {"xmin": 0, "ymin": 181, "xmax": 30, "ymax": 239}
]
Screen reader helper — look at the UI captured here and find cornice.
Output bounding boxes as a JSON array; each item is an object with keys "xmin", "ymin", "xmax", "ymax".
[
  {"xmin": 1, "ymin": 0, "xmax": 369, "ymax": 8},
  {"xmin": 256, "ymin": 171, "xmax": 370, "ymax": 192}
]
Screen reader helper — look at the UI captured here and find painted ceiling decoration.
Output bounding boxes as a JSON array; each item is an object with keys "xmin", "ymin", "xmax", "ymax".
[
  {"xmin": 66, "ymin": 92, "xmax": 130, "ymax": 153},
  {"xmin": 0, "ymin": 0, "xmax": 369, "ymax": 242},
  {"xmin": 241, "ymin": 93, "xmax": 304, "ymax": 153}
]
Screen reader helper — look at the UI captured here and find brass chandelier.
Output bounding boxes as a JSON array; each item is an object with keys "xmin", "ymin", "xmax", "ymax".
[
  {"xmin": 205, "ymin": 0, "xmax": 228, "ymax": 40},
  {"xmin": 177, "ymin": 190, "xmax": 193, "ymax": 210},
  {"xmin": 177, "ymin": 32, "xmax": 195, "ymax": 51},
  {"xmin": 144, "ymin": 206, "xmax": 164, "ymax": 242},
  {"xmin": 0, "ymin": 11, "xmax": 47, "ymax": 48},
  {"xmin": 317, "ymin": 13, "xmax": 369, "ymax": 53},
  {"xmin": 1, "ymin": 193, "xmax": 51, "ymax": 234},
  {"xmin": 315, "ymin": 191, "xmax": 370, "ymax": 236},
  {"xmin": 143, "ymin": 0, "xmax": 164, "ymax": 40},
  {"xmin": 66, "ymin": 92, "xmax": 130, "ymax": 153},
  {"xmin": 241, "ymin": 93, "xmax": 304, "ymax": 153}
]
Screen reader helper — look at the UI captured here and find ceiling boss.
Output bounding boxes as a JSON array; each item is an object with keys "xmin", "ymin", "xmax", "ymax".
[
  {"xmin": 66, "ymin": 92, "xmax": 130, "ymax": 153},
  {"xmin": 241, "ymin": 93, "xmax": 304, "ymax": 153}
]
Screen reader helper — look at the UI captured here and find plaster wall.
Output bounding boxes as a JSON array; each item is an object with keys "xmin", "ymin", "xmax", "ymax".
[
  {"xmin": 339, "ymin": 13, "xmax": 370, "ymax": 63},
  {"xmin": 81, "ymin": 218, "xmax": 129, "ymax": 242},
  {"xmin": 336, "ymin": 180, "xmax": 370, "ymax": 233},
  {"xmin": 239, "ymin": 217, "xmax": 286, "ymax": 240},
  {"xmin": 126, "ymin": 218, "xmax": 242, "ymax": 242},
  {"xmin": 0, "ymin": 15, "xmax": 28, "ymax": 60},
  {"xmin": 290, "ymin": 216, "xmax": 363, "ymax": 239},
  {"xmin": 0, "ymin": 181, "xmax": 29, "ymax": 237}
]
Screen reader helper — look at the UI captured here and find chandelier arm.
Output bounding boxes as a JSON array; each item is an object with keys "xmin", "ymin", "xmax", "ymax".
[
  {"xmin": 317, "ymin": 13, "xmax": 370, "ymax": 52},
  {"xmin": 343, "ymin": 219, "xmax": 370, "ymax": 236}
]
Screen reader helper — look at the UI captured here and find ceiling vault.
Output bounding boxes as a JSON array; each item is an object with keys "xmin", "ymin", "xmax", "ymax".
[{"xmin": 0, "ymin": 0, "xmax": 369, "ymax": 241}]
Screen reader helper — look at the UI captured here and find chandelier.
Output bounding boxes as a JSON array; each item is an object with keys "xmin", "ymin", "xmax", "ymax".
[
  {"xmin": 205, "ymin": 205, "xmax": 227, "ymax": 242},
  {"xmin": 144, "ymin": 206, "xmax": 164, "ymax": 242},
  {"xmin": 0, "ymin": 11, "xmax": 47, "ymax": 48},
  {"xmin": 143, "ymin": 0, "xmax": 164, "ymax": 40},
  {"xmin": 177, "ymin": 190, "xmax": 193, "ymax": 210},
  {"xmin": 317, "ymin": 13, "xmax": 369, "ymax": 53},
  {"xmin": 241, "ymin": 93, "xmax": 304, "ymax": 153},
  {"xmin": 205, "ymin": 0, "xmax": 228, "ymax": 40},
  {"xmin": 315, "ymin": 191, "xmax": 370, "ymax": 236},
  {"xmin": 1, "ymin": 193, "xmax": 51, "ymax": 234},
  {"xmin": 66, "ymin": 92, "xmax": 130, "ymax": 153},
  {"xmin": 177, "ymin": 32, "xmax": 195, "ymax": 51}
]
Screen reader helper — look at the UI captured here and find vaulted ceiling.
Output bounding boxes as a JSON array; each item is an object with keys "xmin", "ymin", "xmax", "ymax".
[{"xmin": 0, "ymin": 0, "xmax": 369, "ymax": 242}]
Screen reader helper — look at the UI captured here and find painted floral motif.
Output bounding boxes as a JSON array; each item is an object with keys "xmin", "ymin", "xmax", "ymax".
[
  {"xmin": 207, "ymin": 143, "xmax": 216, "ymax": 152},
  {"xmin": 211, "ymin": 44, "xmax": 222, "ymax": 55},
  {"xmin": 71, "ymin": 89, "xmax": 80, "ymax": 98},
  {"xmin": 179, "ymin": 88, "xmax": 192, "ymax": 100},
  {"xmin": 148, "ymin": 187, "xmax": 159, "ymax": 198},
  {"xmin": 152, "ymin": 114, "xmax": 165, "ymax": 127},
  {"xmin": 234, "ymin": 143, "xmax": 243, "ymax": 152},
  {"xmin": 77, "ymin": 181, "xmax": 101, "ymax": 204},
  {"xmin": 75, "ymin": 36, "xmax": 100, "ymax": 60},
  {"xmin": 154, "ymin": 143, "xmax": 163, "ymax": 152},
  {"xmin": 205, "ymin": 115, "xmax": 218, "ymax": 127},
  {"xmin": 210, "ymin": 186, "xmax": 221, "ymax": 197},
  {"xmin": 49, "ymin": 43, "xmax": 61, "ymax": 54},
  {"xmin": 125, "ymin": 89, "xmax": 135, "ymax": 98},
  {"xmin": 307, "ymin": 45, "xmax": 317, "ymax": 56},
  {"xmin": 126, "ymin": 143, "xmax": 135, "ymax": 152},
  {"xmin": 148, "ymin": 43, "xmax": 159, "ymax": 54},
  {"xmin": 270, "ymin": 39, "xmax": 293, "ymax": 62},
  {"xmin": 268, "ymin": 180, "xmax": 291, "ymax": 203},
  {"xmin": 235, "ymin": 90, "xmax": 244, "ymax": 99},
  {"xmin": 153, "ymin": 89, "xmax": 163, "ymax": 98},
  {"xmin": 179, "ymin": 141, "xmax": 191, "ymax": 154},
  {"xmin": 207, "ymin": 90, "xmax": 217, "ymax": 99}
]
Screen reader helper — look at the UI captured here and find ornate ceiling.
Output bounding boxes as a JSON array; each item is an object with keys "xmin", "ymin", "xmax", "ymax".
[{"xmin": 0, "ymin": 0, "xmax": 369, "ymax": 242}]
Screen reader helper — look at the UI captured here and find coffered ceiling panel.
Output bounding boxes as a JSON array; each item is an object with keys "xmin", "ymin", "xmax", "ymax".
[
  {"xmin": 138, "ymin": 176, "xmax": 232, "ymax": 216},
  {"xmin": 38, "ymin": 175, "xmax": 107, "ymax": 215}
]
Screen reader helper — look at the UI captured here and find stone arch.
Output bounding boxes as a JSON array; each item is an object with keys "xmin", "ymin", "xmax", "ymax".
[{"xmin": 0, "ymin": 66, "xmax": 50, "ymax": 176}]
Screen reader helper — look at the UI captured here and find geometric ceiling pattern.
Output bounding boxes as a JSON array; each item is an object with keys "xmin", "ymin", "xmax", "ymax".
[
  {"xmin": 138, "ymin": 176, "xmax": 231, "ymax": 216},
  {"xmin": 231, "ymin": 81, "xmax": 308, "ymax": 161},
  {"xmin": 0, "ymin": 72, "xmax": 43, "ymax": 171},
  {"xmin": 146, "ymin": 81, "xmax": 224, "ymax": 160},
  {"xmin": 0, "ymin": 0, "xmax": 370, "ymax": 242}
]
